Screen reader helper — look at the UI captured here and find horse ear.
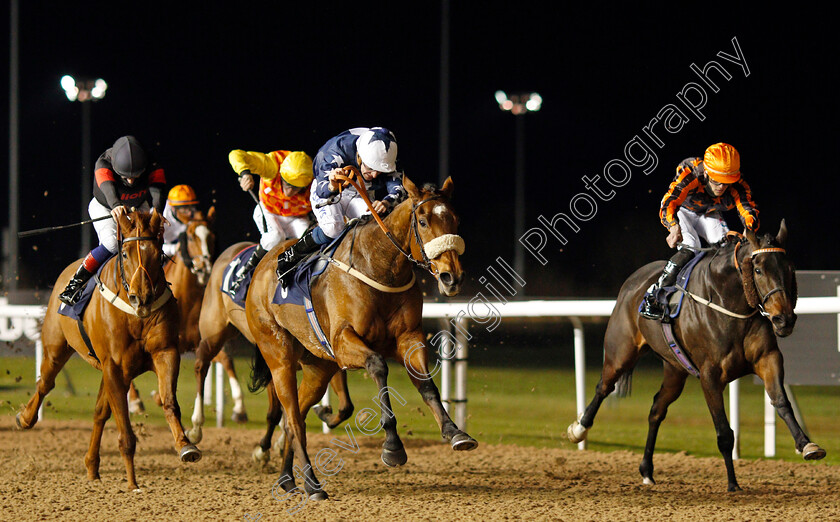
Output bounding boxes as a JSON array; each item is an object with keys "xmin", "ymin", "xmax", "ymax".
[
  {"xmin": 206, "ymin": 206, "xmax": 216, "ymax": 225},
  {"xmin": 440, "ymin": 176, "xmax": 454, "ymax": 199},
  {"xmin": 116, "ymin": 211, "xmax": 133, "ymax": 235},
  {"xmin": 402, "ymin": 174, "xmax": 422, "ymax": 200},
  {"xmin": 776, "ymin": 219, "xmax": 788, "ymax": 247},
  {"xmin": 745, "ymin": 227, "xmax": 759, "ymax": 248},
  {"xmin": 149, "ymin": 208, "xmax": 162, "ymax": 233}
]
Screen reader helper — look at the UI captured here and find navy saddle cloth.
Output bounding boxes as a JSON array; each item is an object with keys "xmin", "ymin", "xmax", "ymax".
[
  {"xmin": 57, "ymin": 256, "xmax": 115, "ymax": 321},
  {"xmin": 220, "ymin": 245, "xmax": 258, "ymax": 307},
  {"xmin": 640, "ymin": 251, "xmax": 706, "ymax": 320}
]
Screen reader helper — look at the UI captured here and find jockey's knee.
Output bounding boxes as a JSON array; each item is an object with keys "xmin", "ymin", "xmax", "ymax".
[
  {"xmin": 100, "ymin": 236, "xmax": 119, "ymax": 254},
  {"xmin": 162, "ymin": 243, "xmax": 178, "ymax": 258},
  {"xmin": 260, "ymin": 231, "xmax": 284, "ymax": 251},
  {"xmin": 319, "ymin": 221, "xmax": 345, "ymax": 240}
]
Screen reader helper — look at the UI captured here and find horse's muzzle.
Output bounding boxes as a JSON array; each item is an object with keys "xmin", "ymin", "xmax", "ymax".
[
  {"xmin": 771, "ymin": 312, "xmax": 797, "ymax": 337},
  {"xmin": 128, "ymin": 294, "xmax": 152, "ymax": 318},
  {"xmin": 437, "ymin": 271, "xmax": 464, "ymax": 297}
]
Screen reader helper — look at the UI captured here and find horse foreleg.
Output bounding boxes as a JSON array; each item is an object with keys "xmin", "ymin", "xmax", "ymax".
[
  {"xmin": 102, "ymin": 361, "xmax": 139, "ymax": 491},
  {"xmin": 17, "ymin": 339, "xmax": 74, "ymax": 430},
  {"xmin": 755, "ymin": 351, "xmax": 826, "ymax": 460},
  {"xmin": 189, "ymin": 333, "xmax": 230, "ymax": 444},
  {"xmin": 151, "ymin": 349, "xmax": 201, "ymax": 463},
  {"xmin": 639, "ymin": 363, "xmax": 688, "ymax": 485},
  {"xmin": 212, "ymin": 348, "xmax": 248, "ymax": 422},
  {"xmin": 397, "ymin": 332, "xmax": 477, "ymax": 451},
  {"xmin": 85, "ymin": 378, "xmax": 112, "ymax": 481},
  {"xmin": 127, "ymin": 381, "xmax": 145, "ymax": 415},
  {"xmin": 700, "ymin": 377, "xmax": 741, "ymax": 492},
  {"xmin": 313, "ymin": 370, "xmax": 354, "ymax": 429}
]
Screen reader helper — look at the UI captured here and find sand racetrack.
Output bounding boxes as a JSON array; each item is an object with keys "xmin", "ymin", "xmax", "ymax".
[{"xmin": 1, "ymin": 417, "xmax": 837, "ymax": 521}]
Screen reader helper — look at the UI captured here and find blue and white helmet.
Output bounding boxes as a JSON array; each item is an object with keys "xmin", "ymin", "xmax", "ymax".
[{"xmin": 356, "ymin": 128, "xmax": 398, "ymax": 173}]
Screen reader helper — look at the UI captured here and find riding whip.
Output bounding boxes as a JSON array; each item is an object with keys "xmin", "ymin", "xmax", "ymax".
[
  {"xmin": 17, "ymin": 215, "xmax": 113, "ymax": 238},
  {"xmin": 248, "ymin": 188, "xmax": 269, "ymax": 232}
]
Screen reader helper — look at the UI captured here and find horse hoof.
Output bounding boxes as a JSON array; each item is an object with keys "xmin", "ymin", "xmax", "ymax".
[
  {"xmin": 252, "ymin": 446, "xmax": 270, "ymax": 465},
  {"xmin": 179, "ymin": 444, "xmax": 202, "ymax": 463},
  {"xmin": 231, "ymin": 411, "xmax": 248, "ymax": 423},
  {"xmin": 15, "ymin": 413, "xmax": 27, "ymax": 430},
  {"xmin": 451, "ymin": 433, "xmax": 478, "ymax": 451},
  {"xmin": 313, "ymin": 405, "xmax": 332, "ymax": 422},
  {"xmin": 186, "ymin": 427, "xmax": 202, "ymax": 445},
  {"xmin": 308, "ymin": 490, "xmax": 329, "ymax": 501},
  {"xmin": 381, "ymin": 446, "xmax": 408, "ymax": 467},
  {"xmin": 128, "ymin": 398, "xmax": 145, "ymax": 415},
  {"xmin": 642, "ymin": 477, "xmax": 655, "ymax": 486},
  {"xmin": 567, "ymin": 420, "xmax": 589, "ymax": 444},
  {"xmin": 802, "ymin": 442, "xmax": 826, "ymax": 461}
]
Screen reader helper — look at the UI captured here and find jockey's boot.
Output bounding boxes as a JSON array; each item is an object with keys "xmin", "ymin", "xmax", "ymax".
[
  {"xmin": 58, "ymin": 264, "xmax": 95, "ymax": 306},
  {"xmin": 640, "ymin": 248, "xmax": 695, "ymax": 320},
  {"xmin": 276, "ymin": 229, "xmax": 321, "ymax": 287},
  {"xmin": 228, "ymin": 245, "xmax": 268, "ymax": 297}
]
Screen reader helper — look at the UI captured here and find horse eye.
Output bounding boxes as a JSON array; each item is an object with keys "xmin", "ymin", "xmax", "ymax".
[
  {"xmin": 754, "ymin": 267, "xmax": 762, "ymax": 275},
  {"xmin": 419, "ymin": 219, "xmax": 428, "ymax": 228}
]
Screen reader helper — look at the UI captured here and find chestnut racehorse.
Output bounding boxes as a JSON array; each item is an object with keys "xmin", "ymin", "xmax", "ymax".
[
  {"xmin": 16, "ymin": 210, "xmax": 200, "ymax": 491},
  {"xmin": 126, "ymin": 208, "xmax": 251, "ymax": 424},
  {"xmin": 246, "ymin": 175, "xmax": 477, "ymax": 501},
  {"xmin": 187, "ymin": 241, "xmax": 354, "ymax": 455},
  {"xmin": 567, "ymin": 221, "xmax": 826, "ymax": 491}
]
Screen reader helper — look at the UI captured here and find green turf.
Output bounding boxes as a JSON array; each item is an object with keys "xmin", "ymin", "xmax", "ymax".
[{"xmin": 1, "ymin": 354, "xmax": 837, "ymax": 466}]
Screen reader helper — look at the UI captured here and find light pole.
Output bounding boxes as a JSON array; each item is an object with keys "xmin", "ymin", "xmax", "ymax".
[
  {"xmin": 61, "ymin": 75, "xmax": 107, "ymax": 258},
  {"xmin": 495, "ymin": 90, "xmax": 542, "ymax": 280}
]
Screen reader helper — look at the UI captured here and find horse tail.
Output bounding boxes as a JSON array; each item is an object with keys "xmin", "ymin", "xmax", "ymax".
[
  {"xmin": 248, "ymin": 346, "xmax": 272, "ymax": 393},
  {"xmin": 614, "ymin": 369, "xmax": 633, "ymax": 398}
]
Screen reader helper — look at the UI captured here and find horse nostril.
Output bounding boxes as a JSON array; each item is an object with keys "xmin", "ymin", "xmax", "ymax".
[
  {"xmin": 439, "ymin": 272, "xmax": 453, "ymax": 286},
  {"xmin": 129, "ymin": 295, "xmax": 140, "ymax": 308}
]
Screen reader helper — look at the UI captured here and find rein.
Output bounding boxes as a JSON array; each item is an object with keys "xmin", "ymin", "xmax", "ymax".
[
  {"xmin": 101, "ymin": 222, "xmax": 172, "ymax": 316},
  {"xmin": 330, "ymin": 167, "xmax": 463, "ymax": 277}
]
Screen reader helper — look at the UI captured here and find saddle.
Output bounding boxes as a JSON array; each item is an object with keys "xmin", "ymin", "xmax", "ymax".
[{"xmin": 57, "ymin": 256, "xmax": 116, "ymax": 362}]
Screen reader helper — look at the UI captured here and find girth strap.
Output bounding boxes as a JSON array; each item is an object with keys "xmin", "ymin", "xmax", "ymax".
[{"xmin": 661, "ymin": 322, "xmax": 700, "ymax": 378}]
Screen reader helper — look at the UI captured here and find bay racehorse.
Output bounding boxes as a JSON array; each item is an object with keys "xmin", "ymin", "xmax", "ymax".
[
  {"xmin": 16, "ymin": 210, "xmax": 200, "ymax": 491},
  {"xmin": 126, "ymin": 208, "xmax": 250, "ymax": 424},
  {"xmin": 567, "ymin": 221, "xmax": 826, "ymax": 491},
  {"xmin": 187, "ymin": 240, "xmax": 354, "ymax": 455},
  {"xmin": 246, "ymin": 173, "xmax": 477, "ymax": 500}
]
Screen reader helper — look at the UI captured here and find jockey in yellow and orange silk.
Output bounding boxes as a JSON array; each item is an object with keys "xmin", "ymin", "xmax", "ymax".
[
  {"xmin": 640, "ymin": 142, "xmax": 760, "ymax": 320},
  {"xmin": 227, "ymin": 149, "xmax": 315, "ymax": 295},
  {"xmin": 59, "ymin": 136, "xmax": 166, "ymax": 306}
]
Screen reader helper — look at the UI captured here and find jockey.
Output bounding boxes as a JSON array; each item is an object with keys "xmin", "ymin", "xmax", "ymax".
[
  {"xmin": 274, "ymin": 127, "xmax": 406, "ymax": 286},
  {"xmin": 640, "ymin": 142, "xmax": 759, "ymax": 320},
  {"xmin": 227, "ymin": 148, "xmax": 315, "ymax": 295},
  {"xmin": 162, "ymin": 184, "xmax": 200, "ymax": 259},
  {"xmin": 59, "ymin": 135, "xmax": 166, "ymax": 305}
]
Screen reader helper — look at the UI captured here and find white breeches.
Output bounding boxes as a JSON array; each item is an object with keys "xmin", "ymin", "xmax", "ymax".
[
  {"xmin": 311, "ymin": 189, "xmax": 372, "ymax": 239},
  {"xmin": 677, "ymin": 207, "xmax": 729, "ymax": 249},
  {"xmin": 253, "ymin": 203, "xmax": 311, "ymax": 250},
  {"xmin": 89, "ymin": 198, "xmax": 150, "ymax": 254}
]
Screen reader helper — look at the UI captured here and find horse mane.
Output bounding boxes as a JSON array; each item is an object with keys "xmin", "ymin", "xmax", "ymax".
[{"xmin": 728, "ymin": 231, "xmax": 797, "ymax": 309}]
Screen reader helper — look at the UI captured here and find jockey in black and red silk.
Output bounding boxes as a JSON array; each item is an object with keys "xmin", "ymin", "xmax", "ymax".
[
  {"xmin": 640, "ymin": 142, "xmax": 760, "ymax": 320},
  {"xmin": 58, "ymin": 136, "xmax": 166, "ymax": 305}
]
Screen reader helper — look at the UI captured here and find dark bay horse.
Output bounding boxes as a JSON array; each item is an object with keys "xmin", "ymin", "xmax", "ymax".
[
  {"xmin": 16, "ymin": 210, "xmax": 200, "ymax": 491},
  {"xmin": 127, "ymin": 208, "xmax": 251, "ymax": 423},
  {"xmin": 246, "ymin": 175, "xmax": 477, "ymax": 501},
  {"xmin": 567, "ymin": 221, "xmax": 826, "ymax": 491},
  {"xmin": 187, "ymin": 240, "xmax": 354, "ymax": 458}
]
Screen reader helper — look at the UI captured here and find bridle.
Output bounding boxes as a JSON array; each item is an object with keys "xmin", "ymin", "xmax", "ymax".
[
  {"xmin": 734, "ymin": 240, "xmax": 788, "ymax": 318},
  {"xmin": 178, "ymin": 224, "xmax": 212, "ymax": 280},
  {"xmin": 115, "ymin": 226, "xmax": 163, "ymax": 298},
  {"xmin": 330, "ymin": 167, "xmax": 464, "ymax": 277}
]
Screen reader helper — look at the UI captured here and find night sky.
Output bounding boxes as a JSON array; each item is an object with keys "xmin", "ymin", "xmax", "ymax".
[{"xmin": 2, "ymin": 3, "xmax": 838, "ymax": 298}]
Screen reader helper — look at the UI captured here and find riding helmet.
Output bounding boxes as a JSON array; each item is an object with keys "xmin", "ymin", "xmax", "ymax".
[
  {"xmin": 356, "ymin": 128, "xmax": 398, "ymax": 173},
  {"xmin": 111, "ymin": 136, "xmax": 148, "ymax": 178},
  {"xmin": 279, "ymin": 151, "xmax": 314, "ymax": 187},
  {"xmin": 703, "ymin": 143, "xmax": 741, "ymax": 184}
]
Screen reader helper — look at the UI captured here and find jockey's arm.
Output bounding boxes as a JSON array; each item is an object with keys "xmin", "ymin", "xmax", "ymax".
[
  {"xmin": 730, "ymin": 179, "xmax": 760, "ymax": 231},
  {"xmin": 229, "ymin": 150, "xmax": 278, "ymax": 190}
]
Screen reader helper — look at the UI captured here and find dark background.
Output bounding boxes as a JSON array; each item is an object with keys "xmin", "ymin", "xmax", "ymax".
[{"xmin": 2, "ymin": 3, "xmax": 838, "ymax": 298}]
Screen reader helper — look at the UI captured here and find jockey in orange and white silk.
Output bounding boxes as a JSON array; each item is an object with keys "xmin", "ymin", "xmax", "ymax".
[{"xmin": 162, "ymin": 184, "xmax": 200, "ymax": 258}]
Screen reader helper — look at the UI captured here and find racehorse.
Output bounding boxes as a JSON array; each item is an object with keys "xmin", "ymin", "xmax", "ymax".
[
  {"xmin": 567, "ymin": 221, "xmax": 826, "ymax": 492},
  {"xmin": 125, "ymin": 208, "xmax": 250, "ymax": 424},
  {"xmin": 187, "ymin": 241, "xmax": 355, "ymax": 454},
  {"xmin": 16, "ymin": 210, "xmax": 200, "ymax": 491},
  {"xmin": 246, "ymin": 174, "xmax": 477, "ymax": 500}
]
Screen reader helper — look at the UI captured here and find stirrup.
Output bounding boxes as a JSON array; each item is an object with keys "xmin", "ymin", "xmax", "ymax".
[
  {"xmin": 58, "ymin": 281, "xmax": 84, "ymax": 306},
  {"xmin": 639, "ymin": 294, "xmax": 664, "ymax": 321}
]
